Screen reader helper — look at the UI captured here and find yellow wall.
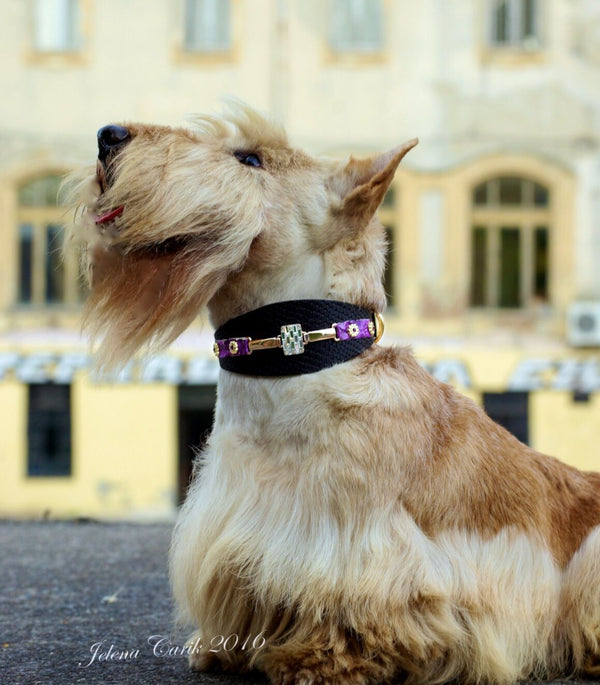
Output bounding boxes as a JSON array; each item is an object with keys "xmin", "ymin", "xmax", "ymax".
[
  {"xmin": 0, "ymin": 376, "xmax": 177, "ymax": 520},
  {"xmin": 0, "ymin": 380, "xmax": 27, "ymax": 502},
  {"xmin": 531, "ymin": 391, "xmax": 600, "ymax": 473},
  {"xmin": 2, "ymin": 350, "xmax": 600, "ymax": 519}
]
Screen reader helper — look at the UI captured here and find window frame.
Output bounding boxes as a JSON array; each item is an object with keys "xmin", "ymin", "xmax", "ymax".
[
  {"xmin": 28, "ymin": 0, "xmax": 88, "ymax": 64},
  {"xmin": 175, "ymin": 0, "xmax": 238, "ymax": 64},
  {"xmin": 32, "ymin": 0, "xmax": 81, "ymax": 52},
  {"xmin": 486, "ymin": 0, "xmax": 541, "ymax": 50},
  {"xmin": 182, "ymin": 0, "xmax": 231, "ymax": 54},
  {"xmin": 16, "ymin": 174, "xmax": 82, "ymax": 309},
  {"xmin": 469, "ymin": 176, "xmax": 551, "ymax": 310},
  {"xmin": 324, "ymin": 0, "xmax": 388, "ymax": 65},
  {"xmin": 328, "ymin": 0, "xmax": 385, "ymax": 55},
  {"xmin": 481, "ymin": 0, "xmax": 545, "ymax": 66}
]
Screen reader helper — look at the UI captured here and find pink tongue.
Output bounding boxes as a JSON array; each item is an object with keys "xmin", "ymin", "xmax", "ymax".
[{"xmin": 95, "ymin": 206, "xmax": 124, "ymax": 225}]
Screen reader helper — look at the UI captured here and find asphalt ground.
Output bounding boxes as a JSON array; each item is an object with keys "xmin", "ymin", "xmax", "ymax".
[
  {"xmin": 0, "ymin": 520, "xmax": 268, "ymax": 685},
  {"xmin": 0, "ymin": 520, "xmax": 596, "ymax": 685}
]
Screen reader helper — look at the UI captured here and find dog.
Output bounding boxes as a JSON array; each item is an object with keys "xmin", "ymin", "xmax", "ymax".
[{"xmin": 69, "ymin": 102, "xmax": 600, "ymax": 684}]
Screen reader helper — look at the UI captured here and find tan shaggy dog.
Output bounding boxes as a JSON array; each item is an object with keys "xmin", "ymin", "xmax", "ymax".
[{"xmin": 69, "ymin": 103, "xmax": 600, "ymax": 684}]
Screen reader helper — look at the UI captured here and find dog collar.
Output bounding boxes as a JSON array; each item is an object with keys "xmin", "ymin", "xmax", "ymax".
[{"xmin": 213, "ymin": 299, "xmax": 384, "ymax": 377}]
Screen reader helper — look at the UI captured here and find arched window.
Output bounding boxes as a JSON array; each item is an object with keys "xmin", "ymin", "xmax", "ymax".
[
  {"xmin": 470, "ymin": 176, "xmax": 550, "ymax": 309},
  {"xmin": 17, "ymin": 173, "xmax": 81, "ymax": 306}
]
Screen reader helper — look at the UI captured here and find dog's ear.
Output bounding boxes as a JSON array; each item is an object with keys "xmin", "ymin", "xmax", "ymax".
[{"xmin": 325, "ymin": 138, "xmax": 418, "ymax": 243}]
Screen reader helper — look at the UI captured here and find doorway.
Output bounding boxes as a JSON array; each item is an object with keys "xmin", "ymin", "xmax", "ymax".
[
  {"xmin": 483, "ymin": 391, "xmax": 529, "ymax": 446},
  {"xmin": 178, "ymin": 385, "xmax": 217, "ymax": 505}
]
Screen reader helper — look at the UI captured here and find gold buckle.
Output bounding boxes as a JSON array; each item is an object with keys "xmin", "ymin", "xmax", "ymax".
[{"xmin": 373, "ymin": 312, "xmax": 385, "ymax": 343}]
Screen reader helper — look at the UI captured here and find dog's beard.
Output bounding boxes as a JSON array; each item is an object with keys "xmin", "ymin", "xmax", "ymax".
[
  {"xmin": 77, "ymin": 200, "xmax": 258, "ymax": 371},
  {"xmin": 83, "ymin": 237, "xmax": 214, "ymax": 370}
]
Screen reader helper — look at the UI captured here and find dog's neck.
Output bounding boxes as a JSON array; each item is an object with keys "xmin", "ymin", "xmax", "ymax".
[{"xmin": 211, "ymin": 299, "xmax": 384, "ymax": 377}]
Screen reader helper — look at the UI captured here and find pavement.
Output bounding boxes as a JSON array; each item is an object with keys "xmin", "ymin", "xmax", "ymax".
[
  {"xmin": 0, "ymin": 520, "xmax": 268, "ymax": 685},
  {"xmin": 0, "ymin": 520, "xmax": 596, "ymax": 685}
]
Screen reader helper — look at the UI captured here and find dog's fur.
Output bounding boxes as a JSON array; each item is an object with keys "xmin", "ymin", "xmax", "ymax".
[{"xmin": 69, "ymin": 103, "xmax": 600, "ymax": 684}]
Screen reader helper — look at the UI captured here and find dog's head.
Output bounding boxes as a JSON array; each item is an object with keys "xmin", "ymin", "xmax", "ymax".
[{"xmin": 67, "ymin": 102, "xmax": 416, "ymax": 367}]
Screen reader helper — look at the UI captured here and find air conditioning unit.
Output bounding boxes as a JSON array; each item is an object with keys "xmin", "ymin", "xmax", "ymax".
[{"xmin": 567, "ymin": 302, "xmax": 600, "ymax": 347}]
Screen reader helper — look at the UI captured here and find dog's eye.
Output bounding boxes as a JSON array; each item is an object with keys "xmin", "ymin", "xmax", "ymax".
[{"xmin": 234, "ymin": 151, "xmax": 262, "ymax": 168}]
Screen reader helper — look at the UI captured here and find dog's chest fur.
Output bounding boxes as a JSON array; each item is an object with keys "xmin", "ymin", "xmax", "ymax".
[{"xmin": 171, "ymin": 347, "xmax": 572, "ymax": 662}]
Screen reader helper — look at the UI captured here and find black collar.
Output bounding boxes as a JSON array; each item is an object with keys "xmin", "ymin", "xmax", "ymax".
[{"xmin": 213, "ymin": 299, "xmax": 383, "ymax": 377}]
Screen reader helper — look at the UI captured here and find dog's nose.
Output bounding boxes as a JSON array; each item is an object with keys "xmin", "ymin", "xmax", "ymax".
[{"xmin": 97, "ymin": 125, "xmax": 130, "ymax": 163}]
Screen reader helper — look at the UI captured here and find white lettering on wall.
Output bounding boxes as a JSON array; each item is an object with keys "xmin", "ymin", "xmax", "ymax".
[
  {"xmin": 141, "ymin": 356, "xmax": 183, "ymax": 384},
  {"xmin": 0, "ymin": 352, "xmax": 598, "ymax": 391},
  {"xmin": 0, "ymin": 353, "xmax": 20, "ymax": 379},
  {"xmin": 15, "ymin": 352, "xmax": 55, "ymax": 383},
  {"xmin": 508, "ymin": 359, "xmax": 554, "ymax": 391},
  {"xmin": 429, "ymin": 360, "xmax": 472, "ymax": 388},
  {"xmin": 185, "ymin": 357, "xmax": 220, "ymax": 385},
  {"xmin": 508, "ymin": 359, "xmax": 600, "ymax": 392},
  {"xmin": 53, "ymin": 353, "xmax": 90, "ymax": 383}
]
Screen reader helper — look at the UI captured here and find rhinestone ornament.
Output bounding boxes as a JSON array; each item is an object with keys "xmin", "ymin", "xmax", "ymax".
[{"xmin": 280, "ymin": 324, "xmax": 305, "ymax": 356}]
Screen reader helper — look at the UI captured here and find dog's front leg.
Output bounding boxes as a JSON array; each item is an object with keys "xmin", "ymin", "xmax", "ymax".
[
  {"xmin": 185, "ymin": 627, "xmax": 262, "ymax": 675},
  {"xmin": 257, "ymin": 625, "xmax": 400, "ymax": 685},
  {"xmin": 186, "ymin": 631, "xmax": 220, "ymax": 672}
]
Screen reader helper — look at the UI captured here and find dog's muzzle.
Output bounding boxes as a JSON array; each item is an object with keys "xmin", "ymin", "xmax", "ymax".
[
  {"xmin": 97, "ymin": 125, "xmax": 130, "ymax": 164},
  {"xmin": 95, "ymin": 125, "xmax": 130, "ymax": 224}
]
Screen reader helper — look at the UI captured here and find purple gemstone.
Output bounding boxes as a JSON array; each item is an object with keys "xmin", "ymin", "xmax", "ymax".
[
  {"xmin": 216, "ymin": 337, "xmax": 251, "ymax": 358},
  {"xmin": 335, "ymin": 318, "xmax": 372, "ymax": 341}
]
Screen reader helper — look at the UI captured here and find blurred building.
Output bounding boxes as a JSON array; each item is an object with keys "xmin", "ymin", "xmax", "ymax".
[{"xmin": 0, "ymin": 0, "xmax": 599, "ymax": 518}]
